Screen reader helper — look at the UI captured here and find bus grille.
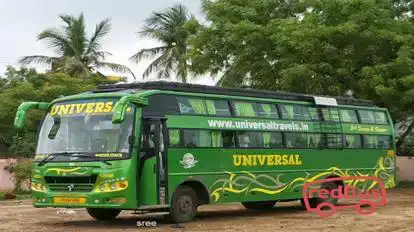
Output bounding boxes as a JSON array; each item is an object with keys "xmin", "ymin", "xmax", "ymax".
[{"xmin": 44, "ymin": 175, "xmax": 97, "ymax": 193}]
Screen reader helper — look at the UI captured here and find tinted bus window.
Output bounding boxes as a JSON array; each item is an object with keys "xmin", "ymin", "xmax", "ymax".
[
  {"xmin": 325, "ymin": 133, "xmax": 343, "ymax": 148},
  {"xmin": 363, "ymin": 135, "xmax": 392, "ymax": 149},
  {"xmin": 279, "ymin": 104, "xmax": 311, "ymax": 120},
  {"xmin": 169, "ymin": 129, "xmax": 180, "ymax": 148},
  {"xmin": 183, "ymin": 130, "xmax": 212, "ymax": 147},
  {"xmin": 358, "ymin": 110, "xmax": 375, "ymax": 124},
  {"xmin": 308, "ymin": 107, "xmax": 320, "ymax": 120},
  {"xmin": 237, "ymin": 131, "xmax": 263, "ymax": 147},
  {"xmin": 307, "ymin": 133, "xmax": 322, "ymax": 148},
  {"xmin": 263, "ymin": 132, "xmax": 283, "ymax": 148},
  {"xmin": 257, "ymin": 103, "xmax": 279, "ymax": 119},
  {"xmin": 340, "ymin": 109, "xmax": 359, "ymax": 123},
  {"xmin": 177, "ymin": 97, "xmax": 207, "ymax": 115},
  {"xmin": 205, "ymin": 100, "xmax": 231, "ymax": 116},
  {"xmin": 233, "ymin": 102, "xmax": 256, "ymax": 117},
  {"xmin": 374, "ymin": 111, "xmax": 388, "ymax": 124},
  {"xmin": 285, "ymin": 133, "xmax": 307, "ymax": 148},
  {"xmin": 344, "ymin": 134, "xmax": 362, "ymax": 148},
  {"xmin": 322, "ymin": 108, "xmax": 340, "ymax": 121}
]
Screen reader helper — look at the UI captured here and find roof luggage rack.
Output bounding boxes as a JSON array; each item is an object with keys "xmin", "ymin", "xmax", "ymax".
[{"xmin": 95, "ymin": 81, "xmax": 375, "ymax": 107}]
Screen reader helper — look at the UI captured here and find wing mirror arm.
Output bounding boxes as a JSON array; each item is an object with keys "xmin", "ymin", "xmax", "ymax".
[
  {"xmin": 14, "ymin": 102, "xmax": 50, "ymax": 129},
  {"xmin": 112, "ymin": 96, "xmax": 148, "ymax": 124}
]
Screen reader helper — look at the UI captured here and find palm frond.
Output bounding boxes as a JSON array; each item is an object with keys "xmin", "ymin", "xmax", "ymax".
[
  {"xmin": 95, "ymin": 62, "xmax": 136, "ymax": 79},
  {"xmin": 142, "ymin": 48, "xmax": 174, "ymax": 79},
  {"xmin": 129, "ymin": 46, "xmax": 168, "ymax": 63},
  {"xmin": 58, "ymin": 14, "xmax": 76, "ymax": 27},
  {"xmin": 37, "ymin": 29, "xmax": 72, "ymax": 56},
  {"xmin": 86, "ymin": 18, "xmax": 111, "ymax": 56},
  {"xmin": 67, "ymin": 13, "xmax": 87, "ymax": 57},
  {"xmin": 18, "ymin": 55, "xmax": 61, "ymax": 66}
]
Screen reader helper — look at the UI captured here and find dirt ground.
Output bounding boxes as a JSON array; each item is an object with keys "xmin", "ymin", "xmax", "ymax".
[{"xmin": 1, "ymin": 187, "xmax": 414, "ymax": 232}]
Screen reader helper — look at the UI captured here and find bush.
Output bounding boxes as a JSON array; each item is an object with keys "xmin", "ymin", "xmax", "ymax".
[{"xmin": 7, "ymin": 160, "xmax": 32, "ymax": 193}]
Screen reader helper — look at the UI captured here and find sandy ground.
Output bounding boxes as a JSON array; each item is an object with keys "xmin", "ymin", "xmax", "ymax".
[{"xmin": 1, "ymin": 187, "xmax": 414, "ymax": 232}]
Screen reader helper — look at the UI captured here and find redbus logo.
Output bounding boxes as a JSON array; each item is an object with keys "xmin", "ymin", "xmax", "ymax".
[{"xmin": 303, "ymin": 176, "xmax": 387, "ymax": 218}]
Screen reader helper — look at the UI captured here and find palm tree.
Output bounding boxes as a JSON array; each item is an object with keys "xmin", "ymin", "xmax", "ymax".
[
  {"xmin": 129, "ymin": 4, "xmax": 196, "ymax": 83},
  {"xmin": 19, "ymin": 13, "xmax": 135, "ymax": 79}
]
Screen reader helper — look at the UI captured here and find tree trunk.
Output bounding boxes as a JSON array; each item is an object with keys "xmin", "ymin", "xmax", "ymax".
[{"xmin": 396, "ymin": 120, "xmax": 414, "ymax": 152}]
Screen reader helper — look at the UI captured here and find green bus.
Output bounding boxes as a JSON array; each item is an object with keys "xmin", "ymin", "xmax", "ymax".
[{"xmin": 14, "ymin": 81, "xmax": 397, "ymax": 223}]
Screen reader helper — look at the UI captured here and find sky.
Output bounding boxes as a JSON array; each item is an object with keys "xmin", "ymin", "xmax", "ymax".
[{"xmin": 0, "ymin": 0, "xmax": 216, "ymax": 85}]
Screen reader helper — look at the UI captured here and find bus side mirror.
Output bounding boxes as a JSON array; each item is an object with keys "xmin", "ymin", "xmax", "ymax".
[
  {"xmin": 14, "ymin": 102, "xmax": 50, "ymax": 129},
  {"xmin": 112, "ymin": 96, "xmax": 148, "ymax": 124}
]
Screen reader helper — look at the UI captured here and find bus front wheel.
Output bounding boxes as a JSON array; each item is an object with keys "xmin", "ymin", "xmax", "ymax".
[
  {"xmin": 241, "ymin": 201, "xmax": 276, "ymax": 210},
  {"xmin": 169, "ymin": 185, "xmax": 198, "ymax": 223},
  {"xmin": 86, "ymin": 208, "xmax": 121, "ymax": 220}
]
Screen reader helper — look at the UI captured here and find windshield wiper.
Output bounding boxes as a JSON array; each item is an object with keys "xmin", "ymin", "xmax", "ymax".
[{"xmin": 37, "ymin": 152, "xmax": 112, "ymax": 166}]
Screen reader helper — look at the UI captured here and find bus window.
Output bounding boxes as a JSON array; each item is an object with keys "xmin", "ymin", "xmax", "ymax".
[
  {"xmin": 344, "ymin": 134, "xmax": 362, "ymax": 148},
  {"xmin": 183, "ymin": 130, "xmax": 212, "ymax": 147},
  {"xmin": 377, "ymin": 135, "xmax": 392, "ymax": 149},
  {"xmin": 302, "ymin": 107, "xmax": 311, "ymax": 121},
  {"xmin": 211, "ymin": 131, "xmax": 222, "ymax": 147},
  {"xmin": 222, "ymin": 131, "xmax": 235, "ymax": 148},
  {"xmin": 257, "ymin": 103, "xmax": 279, "ymax": 119},
  {"xmin": 285, "ymin": 133, "xmax": 307, "ymax": 148},
  {"xmin": 177, "ymin": 97, "xmax": 207, "ymax": 115},
  {"xmin": 325, "ymin": 133, "xmax": 343, "ymax": 148},
  {"xmin": 363, "ymin": 135, "xmax": 392, "ymax": 149},
  {"xmin": 205, "ymin": 100, "xmax": 231, "ymax": 116},
  {"xmin": 322, "ymin": 108, "xmax": 340, "ymax": 121},
  {"xmin": 308, "ymin": 107, "xmax": 320, "ymax": 120},
  {"xmin": 169, "ymin": 129, "xmax": 180, "ymax": 148},
  {"xmin": 263, "ymin": 132, "xmax": 283, "ymax": 148},
  {"xmin": 307, "ymin": 133, "xmax": 322, "ymax": 148},
  {"xmin": 236, "ymin": 131, "xmax": 263, "ymax": 148},
  {"xmin": 374, "ymin": 111, "xmax": 388, "ymax": 124},
  {"xmin": 233, "ymin": 102, "xmax": 256, "ymax": 117},
  {"xmin": 340, "ymin": 109, "xmax": 359, "ymax": 123},
  {"xmin": 358, "ymin": 110, "xmax": 375, "ymax": 124},
  {"xmin": 279, "ymin": 104, "xmax": 294, "ymax": 119}
]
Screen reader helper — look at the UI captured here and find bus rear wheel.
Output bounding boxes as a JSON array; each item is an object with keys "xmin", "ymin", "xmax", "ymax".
[
  {"xmin": 241, "ymin": 201, "xmax": 276, "ymax": 210},
  {"xmin": 305, "ymin": 181, "xmax": 339, "ymax": 209},
  {"xmin": 86, "ymin": 208, "xmax": 121, "ymax": 220},
  {"xmin": 169, "ymin": 185, "xmax": 198, "ymax": 223}
]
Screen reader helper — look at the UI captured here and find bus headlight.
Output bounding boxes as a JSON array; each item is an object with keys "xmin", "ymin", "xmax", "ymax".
[
  {"xmin": 31, "ymin": 183, "xmax": 46, "ymax": 192},
  {"xmin": 95, "ymin": 180, "xmax": 128, "ymax": 192}
]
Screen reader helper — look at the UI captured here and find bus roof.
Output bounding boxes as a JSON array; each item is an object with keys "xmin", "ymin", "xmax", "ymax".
[{"xmin": 95, "ymin": 81, "xmax": 375, "ymax": 107}]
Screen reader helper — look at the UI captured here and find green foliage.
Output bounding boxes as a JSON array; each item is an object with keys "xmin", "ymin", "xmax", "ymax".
[
  {"xmin": 129, "ymin": 4, "xmax": 200, "ymax": 82},
  {"xmin": 6, "ymin": 161, "xmax": 32, "ymax": 194},
  {"xmin": 18, "ymin": 13, "xmax": 135, "ymax": 79},
  {"xmin": 9, "ymin": 133, "xmax": 36, "ymax": 158},
  {"xmin": 190, "ymin": 0, "xmax": 414, "ymax": 148},
  {"xmin": 0, "ymin": 66, "xmax": 115, "ymax": 157}
]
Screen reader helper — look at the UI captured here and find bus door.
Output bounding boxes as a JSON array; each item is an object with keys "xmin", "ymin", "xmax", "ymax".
[{"xmin": 137, "ymin": 118, "xmax": 168, "ymax": 206}]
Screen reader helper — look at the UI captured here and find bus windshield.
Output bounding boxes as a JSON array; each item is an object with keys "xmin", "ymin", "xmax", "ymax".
[{"xmin": 36, "ymin": 98, "xmax": 134, "ymax": 156}]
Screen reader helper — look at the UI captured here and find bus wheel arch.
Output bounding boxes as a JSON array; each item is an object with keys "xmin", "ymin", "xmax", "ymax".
[{"xmin": 176, "ymin": 180, "xmax": 210, "ymax": 206}]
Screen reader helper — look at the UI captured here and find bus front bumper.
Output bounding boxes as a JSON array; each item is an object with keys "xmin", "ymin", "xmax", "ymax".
[{"xmin": 31, "ymin": 190, "xmax": 135, "ymax": 209}]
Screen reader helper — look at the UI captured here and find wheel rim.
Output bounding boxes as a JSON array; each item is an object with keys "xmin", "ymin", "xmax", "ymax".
[{"xmin": 178, "ymin": 195, "xmax": 193, "ymax": 214}]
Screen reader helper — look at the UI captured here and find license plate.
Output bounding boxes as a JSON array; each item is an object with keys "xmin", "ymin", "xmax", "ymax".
[{"xmin": 53, "ymin": 197, "xmax": 87, "ymax": 204}]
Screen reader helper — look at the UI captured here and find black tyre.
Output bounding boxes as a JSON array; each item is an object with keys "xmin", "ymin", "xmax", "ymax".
[
  {"xmin": 306, "ymin": 181, "xmax": 340, "ymax": 209},
  {"xmin": 169, "ymin": 185, "xmax": 198, "ymax": 223},
  {"xmin": 241, "ymin": 201, "xmax": 276, "ymax": 210},
  {"xmin": 86, "ymin": 208, "xmax": 121, "ymax": 220}
]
